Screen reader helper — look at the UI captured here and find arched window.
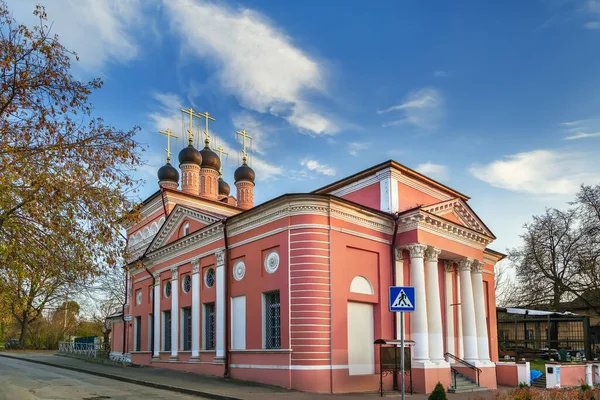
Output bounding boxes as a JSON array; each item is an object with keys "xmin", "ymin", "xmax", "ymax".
[
  {"xmin": 159, "ymin": 216, "xmax": 165, "ymax": 226},
  {"xmin": 350, "ymin": 276, "xmax": 374, "ymax": 295},
  {"xmin": 182, "ymin": 222, "xmax": 189, "ymax": 236}
]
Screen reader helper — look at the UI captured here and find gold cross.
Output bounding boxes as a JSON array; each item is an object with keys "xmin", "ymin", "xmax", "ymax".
[
  {"xmin": 159, "ymin": 128, "xmax": 177, "ymax": 163},
  {"xmin": 236, "ymin": 129, "xmax": 252, "ymax": 162},
  {"xmin": 196, "ymin": 111, "xmax": 216, "ymax": 144},
  {"xmin": 181, "ymin": 107, "xmax": 202, "ymax": 145},
  {"xmin": 214, "ymin": 145, "xmax": 229, "ymax": 175}
]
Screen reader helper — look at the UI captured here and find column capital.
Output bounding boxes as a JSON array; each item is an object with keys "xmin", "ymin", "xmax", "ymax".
[
  {"xmin": 171, "ymin": 266, "xmax": 179, "ymax": 280},
  {"xmin": 424, "ymin": 246, "xmax": 441, "ymax": 262},
  {"xmin": 192, "ymin": 259, "xmax": 200, "ymax": 274},
  {"xmin": 459, "ymin": 258, "xmax": 473, "ymax": 272},
  {"xmin": 471, "ymin": 260, "xmax": 484, "ymax": 274},
  {"xmin": 216, "ymin": 250, "xmax": 225, "ymax": 266},
  {"xmin": 444, "ymin": 260, "xmax": 455, "ymax": 272},
  {"xmin": 152, "ymin": 272, "xmax": 160, "ymax": 280},
  {"xmin": 395, "ymin": 247, "xmax": 404, "ymax": 261},
  {"xmin": 404, "ymin": 243, "xmax": 428, "ymax": 258}
]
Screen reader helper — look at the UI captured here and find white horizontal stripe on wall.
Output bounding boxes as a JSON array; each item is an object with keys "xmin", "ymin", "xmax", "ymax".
[{"xmin": 230, "ymin": 364, "xmax": 348, "ymax": 370}]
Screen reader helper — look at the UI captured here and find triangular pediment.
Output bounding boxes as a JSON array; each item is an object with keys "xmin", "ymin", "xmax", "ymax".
[
  {"xmin": 146, "ymin": 205, "xmax": 222, "ymax": 253},
  {"xmin": 422, "ymin": 198, "xmax": 495, "ymax": 238}
]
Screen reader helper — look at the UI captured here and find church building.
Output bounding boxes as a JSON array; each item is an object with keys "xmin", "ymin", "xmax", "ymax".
[{"xmin": 107, "ymin": 106, "xmax": 503, "ymax": 394}]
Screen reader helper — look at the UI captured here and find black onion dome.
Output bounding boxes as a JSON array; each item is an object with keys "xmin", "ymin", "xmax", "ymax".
[
  {"xmin": 178, "ymin": 144, "xmax": 202, "ymax": 166},
  {"xmin": 157, "ymin": 163, "xmax": 179, "ymax": 182},
  {"xmin": 234, "ymin": 162, "xmax": 255, "ymax": 183},
  {"xmin": 218, "ymin": 177, "xmax": 230, "ymax": 196},
  {"xmin": 200, "ymin": 145, "xmax": 221, "ymax": 171}
]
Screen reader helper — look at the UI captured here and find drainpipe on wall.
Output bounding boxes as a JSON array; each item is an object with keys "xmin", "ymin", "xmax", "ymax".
[
  {"xmin": 390, "ymin": 211, "xmax": 400, "ymax": 391},
  {"xmin": 222, "ymin": 218, "xmax": 231, "ymax": 378}
]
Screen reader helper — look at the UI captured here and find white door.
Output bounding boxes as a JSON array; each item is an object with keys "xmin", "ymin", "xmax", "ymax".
[{"xmin": 347, "ymin": 301, "xmax": 374, "ymax": 375}]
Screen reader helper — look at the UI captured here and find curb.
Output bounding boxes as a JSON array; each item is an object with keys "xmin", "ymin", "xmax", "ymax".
[{"xmin": 0, "ymin": 353, "xmax": 242, "ymax": 400}]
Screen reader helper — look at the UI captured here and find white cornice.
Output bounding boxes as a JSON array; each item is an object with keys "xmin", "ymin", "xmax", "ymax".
[
  {"xmin": 398, "ymin": 210, "xmax": 492, "ymax": 250},
  {"xmin": 329, "ymin": 173, "xmax": 381, "ymax": 197},
  {"xmin": 165, "ymin": 192, "xmax": 240, "ymax": 217}
]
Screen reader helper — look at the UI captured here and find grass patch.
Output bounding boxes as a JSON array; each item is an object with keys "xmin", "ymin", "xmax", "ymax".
[{"xmin": 529, "ymin": 359, "xmax": 546, "ymax": 372}]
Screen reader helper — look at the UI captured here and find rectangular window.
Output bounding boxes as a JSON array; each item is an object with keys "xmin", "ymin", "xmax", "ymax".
[
  {"xmin": 264, "ymin": 291, "xmax": 281, "ymax": 349},
  {"xmin": 135, "ymin": 316, "xmax": 141, "ymax": 352},
  {"xmin": 163, "ymin": 310, "xmax": 171, "ymax": 351},
  {"xmin": 204, "ymin": 302, "xmax": 215, "ymax": 350},
  {"xmin": 148, "ymin": 314, "xmax": 153, "ymax": 351},
  {"xmin": 182, "ymin": 307, "xmax": 192, "ymax": 351}
]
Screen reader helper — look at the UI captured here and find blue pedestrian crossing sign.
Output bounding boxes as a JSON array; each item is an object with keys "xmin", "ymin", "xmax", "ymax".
[{"xmin": 389, "ymin": 286, "xmax": 415, "ymax": 312}]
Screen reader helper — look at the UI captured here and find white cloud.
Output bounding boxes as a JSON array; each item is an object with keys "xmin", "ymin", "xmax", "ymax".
[
  {"xmin": 147, "ymin": 92, "xmax": 283, "ymax": 181},
  {"xmin": 299, "ymin": 159, "xmax": 336, "ymax": 176},
  {"xmin": 469, "ymin": 149, "xmax": 600, "ymax": 195},
  {"xmin": 8, "ymin": 0, "xmax": 145, "ymax": 75},
  {"xmin": 348, "ymin": 142, "xmax": 370, "ymax": 157},
  {"xmin": 584, "ymin": 21, "xmax": 600, "ymax": 29},
  {"xmin": 433, "ymin": 70, "xmax": 449, "ymax": 78},
  {"xmin": 560, "ymin": 118, "xmax": 600, "ymax": 139},
  {"xmin": 163, "ymin": 0, "xmax": 338, "ymax": 136},
  {"xmin": 416, "ymin": 162, "xmax": 448, "ymax": 180},
  {"xmin": 377, "ymin": 87, "xmax": 444, "ymax": 130}
]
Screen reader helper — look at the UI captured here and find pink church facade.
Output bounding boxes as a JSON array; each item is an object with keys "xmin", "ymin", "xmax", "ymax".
[{"xmin": 110, "ymin": 158, "xmax": 503, "ymax": 395}]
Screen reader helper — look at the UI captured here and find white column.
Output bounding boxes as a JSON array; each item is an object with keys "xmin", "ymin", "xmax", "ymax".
[
  {"xmin": 153, "ymin": 273, "xmax": 160, "ymax": 358},
  {"xmin": 444, "ymin": 261, "xmax": 455, "ymax": 360},
  {"xmin": 425, "ymin": 246, "xmax": 445, "ymax": 364},
  {"xmin": 215, "ymin": 250, "xmax": 225, "ymax": 359},
  {"xmin": 406, "ymin": 243, "xmax": 429, "ymax": 363},
  {"xmin": 170, "ymin": 266, "xmax": 179, "ymax": 358},
  {"xmin": 471, "ymin": 260, "xmax": 490, "ymax": 363},
  {"xmin": 456, "ymin": 271, "xmax": 464, "ymax": 359},
  {"xmin": 395, "ymin": 248, "xmax": 404, "ymax": 342},
  {"xmin": 459, "ymin": 258, "xmax": 479, "ymax": 363},
  {"xmin": 191, "ymin": 259, "xmax": 200, "ymax": 358}
]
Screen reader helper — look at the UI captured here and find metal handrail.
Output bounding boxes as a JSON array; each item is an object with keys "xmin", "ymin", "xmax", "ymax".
[{"xmin": 445, "ymin": 352, "xmax": 481, "ymax": 387}]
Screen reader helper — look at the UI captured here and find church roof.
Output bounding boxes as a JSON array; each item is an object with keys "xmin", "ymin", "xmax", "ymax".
[{"xmin": 312, "ymin": 159, "xmax": 470, "ymax": 201}]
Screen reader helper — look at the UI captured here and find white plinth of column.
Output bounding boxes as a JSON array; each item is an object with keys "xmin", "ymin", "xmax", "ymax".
[
  {"xmin": 153, "ymin": 273, "xmax": 160, "ymax": 358},
  {"xmin": 459, "ymin": 258, "xmax": 479, "ymax": 363},
  {"xmin": 405, "ymin": 243, "xmax": 430, "ymax": 363},
  {"xmin": 215, "ymin": 251, "xmax": 225, "ymax": 360},
  {"xmin": 425, "ymin": 246, "xmax": 446, "ymax": 364},
  {"xmin": 471, "ymin": 260, "xmax": 491, "ymax": 363},
  {"xmin": 395, "ymin": 248, "xmax": 404, "ymax": 342},
  {"xmin": 444, "ymin": 261, "xmax": 455, "ymax": 361},
  {"xmin": 170, "ymin": 267, "xmax": 179, "ymax": 359},
  {"xmin": 191, "ymin": 259, "xmax": 200, "ymax": 358}
]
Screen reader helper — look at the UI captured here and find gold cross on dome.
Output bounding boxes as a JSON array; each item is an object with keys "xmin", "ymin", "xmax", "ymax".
[
  {"xmin": 214, "ymin": 145, "xmax": 229, "ymax": 175},
  {"xmin": 181, "ymin": 107, "xmax": 202, "ymax": 145},
  {"xmin": 235, "ymin": 129, "xmax": 252, "ymax": 162},
  {"xmin": 196, "ymin": 111, "xmax": 216, "ymax": 144},
  {"xmin": 159, "ymin": 128, "xmax": 177, "ymax": 163}
]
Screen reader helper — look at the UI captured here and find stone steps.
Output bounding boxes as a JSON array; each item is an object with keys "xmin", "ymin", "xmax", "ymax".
[
  {"xmin": 448, "ymin": 370, "xmax": 487, "ymax": 393},
  {"xmin": 532, "ymin": 373, "xmax": 546, "ymax": 389}
]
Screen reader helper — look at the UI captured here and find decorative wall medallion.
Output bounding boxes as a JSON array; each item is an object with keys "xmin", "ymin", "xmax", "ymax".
[
  {"xmin": 233, "ymin": 260, "xmax": 245, "ymax": 281},
  {"xmin": 264, "ymin": 250, "xmax": 280, "ymax": 274},
  {"xmin": 204, "ymin": 267, "xmax": 215, "ymax": 288}
]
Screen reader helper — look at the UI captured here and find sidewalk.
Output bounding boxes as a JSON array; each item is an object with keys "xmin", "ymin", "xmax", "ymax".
[{"xmin": 0, "ymin": 351, "xmax": 506, "ymax": 400}]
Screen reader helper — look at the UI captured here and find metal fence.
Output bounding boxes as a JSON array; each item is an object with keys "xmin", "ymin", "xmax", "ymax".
[
  {"xmin": 58, "ymin": 341, "xmax": 98, "ymax": 358},
  {"xmin": 496, "ymin": 307, "xmax": 592, "ymax": 360}
]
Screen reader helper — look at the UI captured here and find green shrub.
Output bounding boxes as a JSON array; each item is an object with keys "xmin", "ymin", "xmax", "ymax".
[
  {"xmin": 581, "ymin": 384, "xmax": 592, "ymax": 391},
  {"xmin": 428, "ymin": 382, "xmax": 447, "ymax": 400}
]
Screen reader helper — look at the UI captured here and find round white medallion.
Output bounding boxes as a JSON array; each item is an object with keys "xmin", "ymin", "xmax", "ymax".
[
  {"xmin": 264, "ymin": 250, "xmax": 279, "ymax": 274},
  {"xmin": 233, "ymin": 261, "xmax": 245, "ymax": 281}
]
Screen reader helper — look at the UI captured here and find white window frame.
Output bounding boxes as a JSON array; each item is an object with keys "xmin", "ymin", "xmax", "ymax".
[{"xmin": 183, "ymin": 222, "xmax": 189, "ymax": 236}]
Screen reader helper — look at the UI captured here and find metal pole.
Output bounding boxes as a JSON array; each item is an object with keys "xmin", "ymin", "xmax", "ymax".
[{"xmin": 401, "ymin": 311, "xmax": 405, "ymax": 400}]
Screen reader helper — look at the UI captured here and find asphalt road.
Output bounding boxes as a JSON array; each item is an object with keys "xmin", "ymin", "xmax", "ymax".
[{"xmin": 0, "ymin": 356, "xmax": 206, "ymax": 400}]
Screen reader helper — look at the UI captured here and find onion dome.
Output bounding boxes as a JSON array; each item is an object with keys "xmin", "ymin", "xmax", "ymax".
[
  {"xmin": 218, "ymin": 176, "xmax": 230, "ymax": 197},
  {"xmin": 178, "ymin": 144, "xmax": 202, "ymax": 166},
  {"xmin": 234, "ymin": 162, "xmax": 255, "ymax": 183},
  {"xmin": 200, "ymin": 144, "xmax": 221, "ymax": 171},
  {"xmin": 157, "ymin": 162, "xmax": 179, "ymax": 182}
]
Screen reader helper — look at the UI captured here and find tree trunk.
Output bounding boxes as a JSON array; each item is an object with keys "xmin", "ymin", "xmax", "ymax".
[{"xmin": 19, "ymin": 313, "xmax": 28, "ymax": 348}]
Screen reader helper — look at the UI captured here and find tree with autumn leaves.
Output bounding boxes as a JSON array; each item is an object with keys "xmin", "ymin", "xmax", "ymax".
[{"xmin": 0, "ymin": 2, "xmax": 143, "ymax": 345}]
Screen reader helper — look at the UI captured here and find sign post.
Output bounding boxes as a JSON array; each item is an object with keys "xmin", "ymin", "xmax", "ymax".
[{"xmin": 389, "ymin": 286, "xmax": 415, "ymax": 400}]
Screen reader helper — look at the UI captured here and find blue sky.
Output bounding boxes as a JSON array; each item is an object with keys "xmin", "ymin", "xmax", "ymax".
[{"xmin": 8, "ymin": 0, "xmax": 600, "ymax": 254}]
